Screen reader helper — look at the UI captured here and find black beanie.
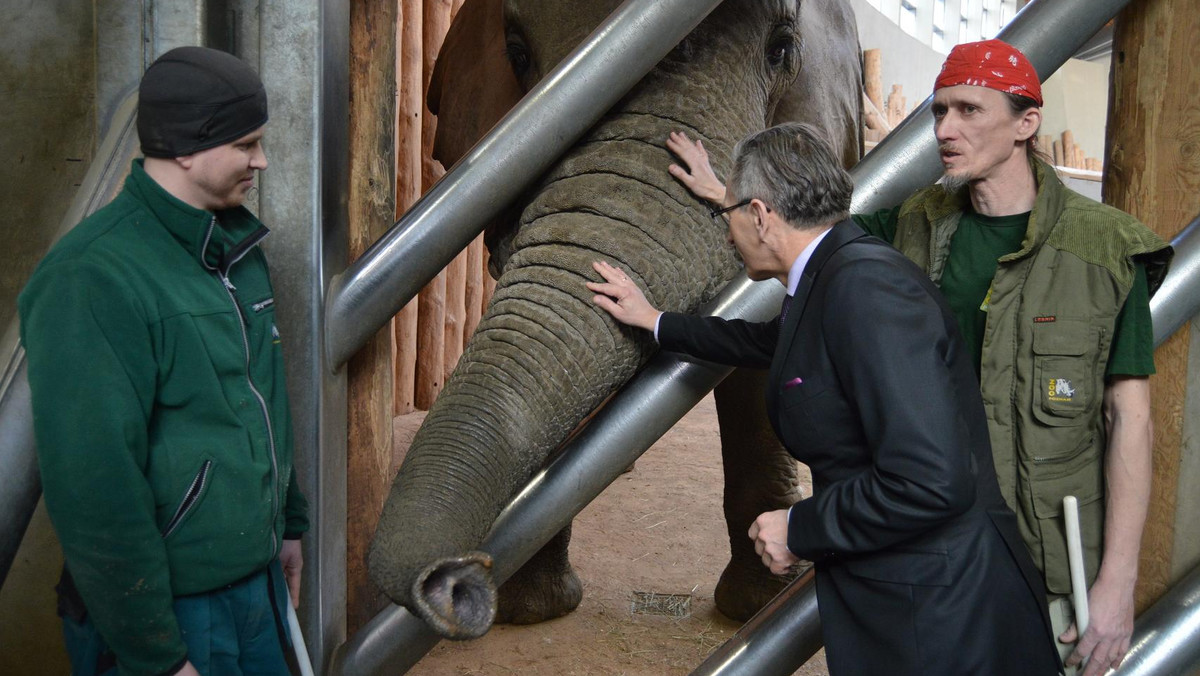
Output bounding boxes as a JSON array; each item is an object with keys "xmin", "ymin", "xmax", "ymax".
[{"xmin": 138, "ymin": 46, "xmax": 269, "ymax": 158}]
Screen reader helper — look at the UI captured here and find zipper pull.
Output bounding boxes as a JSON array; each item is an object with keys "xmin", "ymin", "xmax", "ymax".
[{"xmin": 221, "ymin": 274, "xmax": 237, "ymax": 293}]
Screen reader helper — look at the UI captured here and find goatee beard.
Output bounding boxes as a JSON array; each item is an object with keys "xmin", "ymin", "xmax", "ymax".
[{"xmin": 940, "ymin": 172, "xmax": 971, "ymax": 194}]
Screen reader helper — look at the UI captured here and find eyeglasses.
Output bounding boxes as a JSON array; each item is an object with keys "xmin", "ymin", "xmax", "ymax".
[{"xmin": 710, "ymin": 198, "xmax": 753, "ymax": 219}]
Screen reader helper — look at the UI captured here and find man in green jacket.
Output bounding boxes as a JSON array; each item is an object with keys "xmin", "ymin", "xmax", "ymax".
[
  {"xmin": 667, "ymin": 39, "xmax": 1170, "ymax": 676},
  {"xmin": 19, "ymin": 46, "xmax": 308, "ymax": 676}
]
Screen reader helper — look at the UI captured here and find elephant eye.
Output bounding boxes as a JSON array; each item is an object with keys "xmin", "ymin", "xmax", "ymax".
[
  {"xmin": 765, "ymin": 26, "xmax": 798, "ymax": 70},
  {"xmin": 505, "ymin": 37, "xmax": 532, "ymax": 76}
]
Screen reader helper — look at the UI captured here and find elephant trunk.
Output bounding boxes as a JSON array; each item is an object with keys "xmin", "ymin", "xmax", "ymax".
[{"xmin": 368, "ymin": 113, "xmax": 741, "ymax": 639}]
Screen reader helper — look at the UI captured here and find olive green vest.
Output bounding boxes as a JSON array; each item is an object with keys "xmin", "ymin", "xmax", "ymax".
[{"xmin": 891, "ymin": 158, "xmax": 1171, "ymax": 594}]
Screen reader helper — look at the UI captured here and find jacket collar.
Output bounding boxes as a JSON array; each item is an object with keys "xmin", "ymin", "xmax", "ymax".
[
  {"xmin": 125, "ymin": 159, "xmax": 269, "ymax": 273},
  {"xmin": 920, "ymin": 156, "xmax": 1065, "ymax": 265},
  {"xmin": 778, "ymin": 218, "xmax": 866, "ymax": 344}
]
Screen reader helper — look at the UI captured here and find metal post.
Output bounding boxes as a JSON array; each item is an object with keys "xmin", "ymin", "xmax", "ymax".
[
  {"xmin": 323, "ymin": 0, "xmax": 726, "ymax": 368},
  {"xmin": 1152, "ymin": 213, "xmax": 1200, "ymax": 346},
  {"xmin": 1110, "ymin": 563, "xmax": 1200, "ymax": 676},
  {"xmin": 689, "ymin": 571, "xmax": 822, "ymax": 676}
]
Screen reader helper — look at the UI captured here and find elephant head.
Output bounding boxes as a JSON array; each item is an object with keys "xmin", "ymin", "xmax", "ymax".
[{"xmin": 369, "ymin": 0, "xmax": 862, "ymax": 640}]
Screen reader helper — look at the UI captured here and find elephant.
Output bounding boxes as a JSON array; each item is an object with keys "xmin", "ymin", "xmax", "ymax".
[{"xmin": 369, "ymin": 0, "xmax": 863, "ymax": 640}]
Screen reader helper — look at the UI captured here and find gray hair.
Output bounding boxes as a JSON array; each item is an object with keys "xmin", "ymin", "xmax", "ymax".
[{"xmin": 727, "ymin": 122, "xmax": 853, "ymax": 230}]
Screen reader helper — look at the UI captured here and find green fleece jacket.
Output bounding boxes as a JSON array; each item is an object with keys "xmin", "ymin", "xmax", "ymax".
[{"xmin": 19, "ymin": 160, "xmax": 309, "ymax": 675}]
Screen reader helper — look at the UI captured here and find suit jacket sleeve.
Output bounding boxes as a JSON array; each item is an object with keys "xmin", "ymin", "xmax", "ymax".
[
  {"xmin": 657, "ymin": 311, "xmax": 778, "ymax": 369},
  {"xmin": 787, "ymin": 254, "xmax": 978, "ymax": 559}
]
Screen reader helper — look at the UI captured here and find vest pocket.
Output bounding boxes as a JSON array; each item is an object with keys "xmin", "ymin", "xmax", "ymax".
[
  {"xmin": 1027, "ymin": 436, "xmax": 1104, "ymax": 594},
  {"xmin": 1031, "ymin": 320, "xmax": 1098, "ymax": 426}
]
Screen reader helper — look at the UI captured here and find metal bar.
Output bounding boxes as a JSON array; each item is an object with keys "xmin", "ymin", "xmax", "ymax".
[
  {"xmin": 1110, "ymin": 563, "xmax": 1200, "ymax": 676},
  {"xmin": 330, "ymin": 276, "xmax": 771, "ymax": 674},
  {"xmin": 323, "ymin": 0, "xmax": 725, "ymax": 368},
  {"xmin": 1152, "ymin": 213, "xmax": 1200, "ymax": 346},
  {"xmin": 689, "ymin": 570, "xmax": 821, "ymax": 676}
]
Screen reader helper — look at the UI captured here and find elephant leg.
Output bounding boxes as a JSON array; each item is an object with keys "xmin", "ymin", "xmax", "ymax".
[
  {"xmin": 496, "ymin": 523, "xmax": 583, "ymax": 625},
  {"xmin": 712, "ymin": 368, "xmax": 804, "ymax": 621}
]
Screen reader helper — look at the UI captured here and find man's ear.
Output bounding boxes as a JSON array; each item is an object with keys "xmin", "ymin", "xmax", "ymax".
[
  {"xmin": 751, "ymin": 199, "xmax": 772, "ymax": 240},
  {"xmin": 1017, "ymin": 107, "xmax": 1042, "ymax": 142}
]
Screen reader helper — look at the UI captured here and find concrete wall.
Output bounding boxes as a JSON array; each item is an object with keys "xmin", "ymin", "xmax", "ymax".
[
  {"xmin": 1041, "ymin": 57, "xmax": 1110, "ymax": 161},
  {"xmin": 0, "ymin": 0, "xmax": 96, "ymax": 333},
  {"xmin": 850, "ymin": 0, "xmax": 946, "ymax": 120},
  {"xmin": 0, "ymin": 3, "xmax": 95, "ymax": 673}
]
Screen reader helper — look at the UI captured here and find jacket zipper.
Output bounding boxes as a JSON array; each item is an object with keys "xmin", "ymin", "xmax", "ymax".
[
  {"xmin": 201, "ymin": 216, "xmax": 282, "ymax": 558},
  {"xmin": 162, "ymin": 460, "xmax": 213, "ymax": 538},
  {"xmin": 252, "ymin": 298, "xmax": 275, "ymax": 312}
]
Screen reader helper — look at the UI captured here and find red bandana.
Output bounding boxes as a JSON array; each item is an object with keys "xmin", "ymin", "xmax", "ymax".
[{"xmin": 934, "ymin": 39, "xmax": 1043, "ymax": 106}]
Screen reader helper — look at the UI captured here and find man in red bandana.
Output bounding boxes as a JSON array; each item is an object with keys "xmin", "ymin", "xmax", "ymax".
[{"xmin": 668, "ymin": 39, "xmax": 1172, "ymax": 676}]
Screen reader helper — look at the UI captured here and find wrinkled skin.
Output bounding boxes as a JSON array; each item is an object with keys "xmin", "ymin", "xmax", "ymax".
[{"xmin": 369, "ymin": 0, "xmax": 862, "ymax": 640}]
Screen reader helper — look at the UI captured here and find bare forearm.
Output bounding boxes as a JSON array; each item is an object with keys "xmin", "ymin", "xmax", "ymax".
[{"xmin": 1098, "ymin": 377, "xmax": 1152, "ymax": 587}]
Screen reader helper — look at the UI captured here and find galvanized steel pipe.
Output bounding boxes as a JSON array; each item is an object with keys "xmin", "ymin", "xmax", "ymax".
[
  {"xmin": 1110, "ymin": 563, "xmax": 1200, "ymax": 676},
  {"xmin": 323, "ymin": 0, "xmax": 726, "ymax": 369},
  {"xmin": 1152, "ymin": 213, "xmax": 1200, "ymax": 346}
]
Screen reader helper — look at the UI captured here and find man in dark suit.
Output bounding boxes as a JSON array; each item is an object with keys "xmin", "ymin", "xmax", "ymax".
[{"xmin": 588, "ymin": 122, "xmax": 1060, "ymax": 675}]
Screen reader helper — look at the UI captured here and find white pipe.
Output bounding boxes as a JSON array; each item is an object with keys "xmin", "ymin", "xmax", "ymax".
[
  {"xmin": 1063, "ymin": 495, "xmax": 1090, "ymax": 637},
  {"xmin": 287, "ymin": 602, "xmax": 315, "ymax": 676}
]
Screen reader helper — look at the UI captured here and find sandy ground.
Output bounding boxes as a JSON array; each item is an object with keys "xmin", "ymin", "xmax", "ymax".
[{"xmin": 395, "ymin": 394, "xmax": 828, "ymax": 676}]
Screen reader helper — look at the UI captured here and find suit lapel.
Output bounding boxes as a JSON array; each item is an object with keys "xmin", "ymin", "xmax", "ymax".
[{"xmin": 769, "ymin": 219, "xmax": 869, "ymax": 395}]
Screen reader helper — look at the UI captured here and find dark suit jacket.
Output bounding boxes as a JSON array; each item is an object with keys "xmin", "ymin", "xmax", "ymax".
[{"xmin": 659, "ymin": 220, "xmax": 1060, "ymax": 676}]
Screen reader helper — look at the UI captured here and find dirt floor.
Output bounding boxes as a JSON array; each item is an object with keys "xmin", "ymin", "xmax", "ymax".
[{"xmin": 395, "ymin": 394, "xmax": 828, "ymax": 676}]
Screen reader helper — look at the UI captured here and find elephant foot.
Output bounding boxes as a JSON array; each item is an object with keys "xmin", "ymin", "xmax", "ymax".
[
  {"xmin": 713, "ymin": 556, "xmax": 808, "ymax": 622},
  {"xmin": 496, "ymin": 562, "xmax": 583, "ymax": 625}
]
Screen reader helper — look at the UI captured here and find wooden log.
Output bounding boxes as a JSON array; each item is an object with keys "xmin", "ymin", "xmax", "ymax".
[
  {"xmin": 1073, "ymin": 146, "xmax": 1085, "ymax": 170},
  {"xmin": 346, "ymin": 0, "xmax": 397, "ymax": 634},
  {"xmin": 464, "ymin": 234, "xmax": 485, "ymax": 347},
  {"xmin": 483, "ymin": 247, "xmax": 497, "ymax": 312},
  {"xmin": 394, "ymin": 0, "xmax": 424, "ymax": 416},
  {"xmin": 1061, "ymin": 129, "xmax": 1076, "ymax": 168},
  {"xmin": 1052, "ymin": 139, "xmax": 1064, "ymax": 167},
  {"xmin": 414, "ymin": 0, "xmax": 456, "ymax": 410},
  {"xmin": 863, "ymin": 49, "xmax": 883, "ymax": 114},
  {"xmin": 886, "ymin": 84, "xmax": 906, "ymax": 128},
  {"xmin": 1106, "ymin": 0, "xmax": 1200, "ymax": 611}
]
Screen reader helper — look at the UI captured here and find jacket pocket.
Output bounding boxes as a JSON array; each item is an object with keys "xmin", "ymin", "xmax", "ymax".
[
  {"xmin": 1031, "ymin": 319, "xmax": 1100, "ymax": 427},
  {"xmin": 842, "ymin": 548, "xmax": 951, "ymax": 587},
  {"xmin": 1027, "ymin": 435, "xmax": 1103, "ymax": 594},
  {"xmin": 162, "ymin": 459, "xmax": 214, "ymax": 539}
]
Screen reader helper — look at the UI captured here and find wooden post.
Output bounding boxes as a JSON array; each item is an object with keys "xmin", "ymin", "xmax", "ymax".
[
  {"xmin": 1037, "ymin": 134, "xmax": 1053, "ymax": 160},
  {"xmin": 394, "ymin": 0, "xmax": 424, "ymax": 416},
  {"xmin": 886, "ymin": 84, "xmax": 906, "ymax": 128},
  {"xmin": 443, "ymin": 248, "xmax": 467, "ymax": 377},
  {"xmin": 1104, "ymin": 0, "xmax": 1200, "ymax": 611},
  {"xmin": 1061, "ymin": 129, "xmax": 1076, "ymax": 169},
  {"xmin": 414, "ymin": 0, "xmax": 456, "ymax": 410},
  {"xmin": 346, "ymin": 0, "xmax": 397, "ymax": 634},
  {"xmin": 1052, "ymin": 139, "xmax": 1064, "ymax": 167},
  {"xmin": 863, "ymin": 49, "xmax": 883, "ymax": 121}
]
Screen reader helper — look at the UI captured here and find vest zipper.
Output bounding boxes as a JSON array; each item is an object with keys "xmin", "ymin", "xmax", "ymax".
[
  {"xmin": 201, "ymin": 216, "xmax": 282, "ymax": 559},
  {"xmin": 162, "ymin": 460, "xmax": 213, "ymax": 538}
]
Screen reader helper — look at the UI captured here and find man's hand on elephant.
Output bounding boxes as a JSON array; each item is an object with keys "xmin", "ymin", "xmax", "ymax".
[
  {"xmin": 587, "ymin": 261, "xmax": 661, "ymax": 331},
  {"xmin": 748, "ymin": 509, "xmax": 798, "ymax": 576},
  {"xmin": 667, "ymin": 131, "xmax": 727, "ymax": 205}
]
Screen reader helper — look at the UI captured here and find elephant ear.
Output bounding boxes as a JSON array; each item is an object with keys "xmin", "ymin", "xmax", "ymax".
[
  {"xmin": 771, "ymin": 0, "xmax": 864, "ymax": 169},
  {"xmin": 428, "ymin": 0, "xmax": 523, "ymax": 166},
  {"xmin": 429, "ymin": 0, "xmax": 526, "ymax": 276}
]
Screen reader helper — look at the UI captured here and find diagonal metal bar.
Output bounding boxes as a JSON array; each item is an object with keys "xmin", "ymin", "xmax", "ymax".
[{"xmin": 323, "ymin": 0, "xmax": 726, "ymax": 369}]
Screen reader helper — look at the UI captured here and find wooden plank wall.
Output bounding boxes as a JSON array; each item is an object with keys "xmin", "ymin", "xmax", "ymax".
[
  {"xmin": 347, "ymin": 0, "xmax": 399, "ymax": 633},
  {"xmin": 1105, "ymin": 0, "xmax": 1200, "ymax": 612},
  {"xmin": 348, "ymin": 0, "xmax": 487, "ymax": 633}
]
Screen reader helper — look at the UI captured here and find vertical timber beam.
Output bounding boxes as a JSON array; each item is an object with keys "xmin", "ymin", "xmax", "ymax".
[
  {"xmin": 346, "ymin": 0, "xmax": 397, "ymax": 635},
  {"xmin": 254, "ymin": 0, "xmax": 349, "ymax": 669},
  {"xmin": 394, "ymin": 0, "xmax": 423, "ymax": 416},
  {"xmin": 1104, "ymin": 0, "xmax": 1200, "ymax": 609}
]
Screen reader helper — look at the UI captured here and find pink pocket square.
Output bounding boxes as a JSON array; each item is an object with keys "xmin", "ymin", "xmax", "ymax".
[{"xmin": 784, "ymin": 377, "xmax": 804, "ymax": 389}]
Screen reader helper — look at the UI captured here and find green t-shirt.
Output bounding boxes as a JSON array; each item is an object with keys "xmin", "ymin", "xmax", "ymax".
[{"xmin": 853, "ymin": 206, "xmax": 1154, "ymax": 378}]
